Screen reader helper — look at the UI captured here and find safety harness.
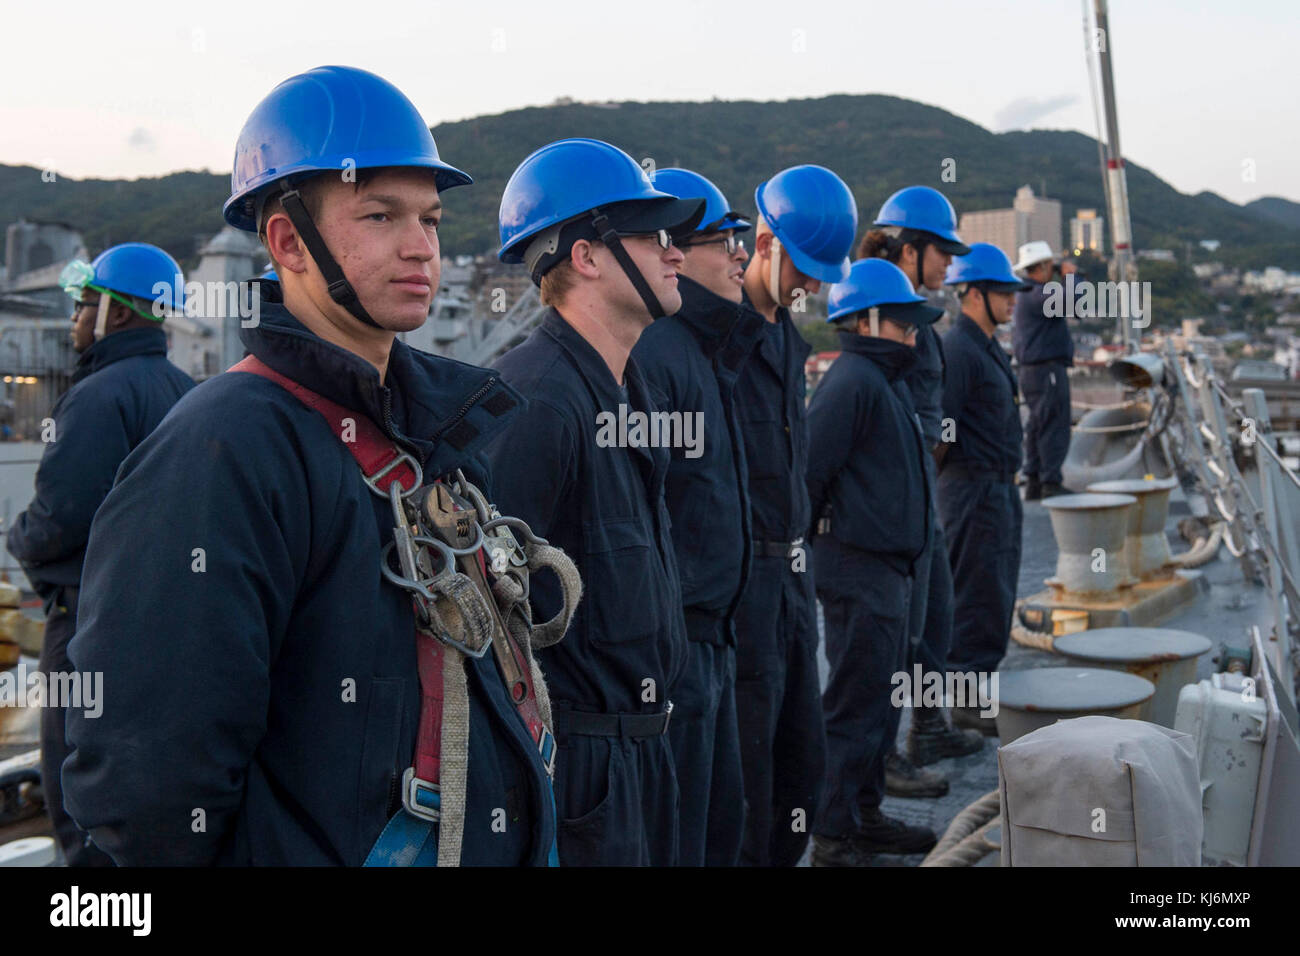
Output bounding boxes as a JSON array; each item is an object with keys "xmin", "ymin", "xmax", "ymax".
[{"xmin": 231, "ymin": 355, "xmax": 582, "ymax": 866}]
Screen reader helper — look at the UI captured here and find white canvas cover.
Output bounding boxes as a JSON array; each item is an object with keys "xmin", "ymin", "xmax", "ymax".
[{"xmin": 998, "ymin": 715, "xmax": 1202, "ymax": 866}]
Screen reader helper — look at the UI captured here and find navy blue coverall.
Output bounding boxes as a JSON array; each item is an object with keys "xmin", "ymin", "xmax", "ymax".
[
  {"xmin": 486, "ymin": 310, "xmax": 687, "ymax": 867},
  {"xmin": 806, "ymin": 333, "xmax": 930, "ymax": 837},
  {"xmin": 63, "ymin": 296, "xmax": 557, "ymax": 866},
  {"xmin": 7, "ymin": 325, "xmax": 193, "ymax": 867},
  {"xmin": 939, "ymin": 314, "xmax": 1025, "ymax": 675},
  {"xmin": 633, "ymin": 276, "xmax": 763, "ymax": 866},
  {"xmin": 1013, "ymin": 281, "xmax": 1073, "ymax": 486},
  {"xmin": 732, "ymin": 299, "xmax": 827, "ymax": 867},
  {"xmin": 899, "ymin": 320, "xmax": 955, "ymax": 716}
]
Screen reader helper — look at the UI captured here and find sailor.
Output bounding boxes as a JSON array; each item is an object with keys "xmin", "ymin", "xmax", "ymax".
[
  {"xmin": 61, "ymin": 66, "xmax": 563, "ymax": 866},
  {"xmin": 938, "ymin": 243, "xmax": 1030, "ymax": 734},
  {"xmin": 806, "ymin": 259, "xmax": 943, "ymax": 866},
  {"xmin": 1012, "ymin": 240, "xmax": 1073, "ymax": 499},
  {"xmin": 631, "ymin": 168, "xmax": 763, "ymax": 866},
  {"xmin": 485, "ymin": 139, "xmax": 703, "ymax": 866},
  {"xmin": 733, "ymin": 165, "xmax": 855, "ymax": 866},
  {"xmin": 6, "ymin": 242, "xmax": 195, "ymax": 866},
  {"xmin": 858, "ymin": 186, "xmax": 983, "ymax": 793}
]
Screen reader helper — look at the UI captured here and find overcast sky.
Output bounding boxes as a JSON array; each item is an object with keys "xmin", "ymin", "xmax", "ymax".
[{"xmin": 3, "ymin": 0, "xmax": 1296, "ymax": 205}]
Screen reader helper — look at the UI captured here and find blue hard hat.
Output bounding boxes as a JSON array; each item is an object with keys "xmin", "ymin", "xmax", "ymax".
[
  {"xmin": 224, "ymin": 65, "xmax": 472, "ymax": 232},
  {"xmin": 873, "ymin": 186, "xmax": 970, "ymax": 255},
  {"xmin": 652, "ymin": 168, "xmax": 751, "ymax": 235},
  {"xmin": 498, "ymin": 138, "xmax": 704, "ymax": 264},
  {"xmin": 827, "ymin": 258, "xmax": 945, "ymax": 325},
  {"xmin": 60, "ymin": 242, "xmax": 185, "ymax": 314},
  {"xmin": 945, "ymin": 243, "xmax": 1032, "ymax": 291},
  {"xmin": 754, "ymin": 165, "xmax": 857, "ymax": 283}
]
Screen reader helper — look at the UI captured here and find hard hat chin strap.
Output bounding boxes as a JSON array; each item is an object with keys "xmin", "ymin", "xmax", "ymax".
[
  {"xmin": 868, "ymin": 306, "xmax": 880, "ymax": 338},
  {"xmin": 93, "ymin": 294, "xmax": 112, "ymax": 341},
  {"xmin": 906, "ymin": 238, "xmax": 929, "ymax": 291},
  {"xmin": 278, "ymin": 182, "xmax": 384, "ymax": 331},
  {"xmin": 980, "ymin": 286, "xmax": 995, "ymax": 325},
  {"xmin": 767, "ymin": 236, "xmax": 783, "ymax": 305},
  {"xmin": 590, "ymin": 209, "xmax": 666, "ymax": 321}
]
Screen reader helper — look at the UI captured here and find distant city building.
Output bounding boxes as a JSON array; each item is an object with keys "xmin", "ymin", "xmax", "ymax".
[
  {"xmin": 4, "ymin": 219, "xmax": 87, "ymax": 315},
  {"xmin": 1137, "ymin": 249, "xmax": 1176, "ymax": 262},
  {"xmin": 1242, "ymin": 267, "xmax": 1300, "ymax": 294},
  {"xmin": 1231, "ymin": 359, "xmax": 1288, "ymax": 382},
  {"xmin": 958, "ymin": 209, "xmax": 1020, "ymax": 262},
  {"xmin": 1069, "ymin": 208, "xmax": 1106, "ymax": 256},
  {"xmin": 1210, "ymin": 270, "xmax": 1242, "ymax": 295},
  {"xmin": 0, "ymin": 219, "xmax": 87, "ymax": 436},
  {"xmin": 1013, "ymin": 186, "xmax": 1062, "ymax": 257},
  {"xmin": 959, "ymin": 185, "xmax": 1063, "ymax": 261},
  {"xmin": 1200, "ymin": 239, "xmax": 1221, "ymax": 253},
  {"xmin": 1192, "ymin": 262, "xmax": 1224, "ymax": 280},
  {"xmin": 1273, "ymin": 336, "xmax": 1300, "ymax": 379},
  {"xmin": 397, "ymin": 256, "xmax": 476, "ymax": 355},
  {"xmin": 177, "ymin": 226, "xmax": 265, "ymax": 379}
]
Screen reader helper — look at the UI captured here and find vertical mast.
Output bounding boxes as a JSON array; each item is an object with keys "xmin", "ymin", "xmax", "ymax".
[{"xmin": 1092, "ymin": 0, "xmax": 1138, "ymax": 351}]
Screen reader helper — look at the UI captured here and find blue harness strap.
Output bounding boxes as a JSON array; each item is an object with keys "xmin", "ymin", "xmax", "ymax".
[
  {"xmin": 364, "ymin": 783, "xmax": 559, "ymax": 867},
  {"xmin": 364, "ymin": 808, "xmax": 442, "ymax": 867}
]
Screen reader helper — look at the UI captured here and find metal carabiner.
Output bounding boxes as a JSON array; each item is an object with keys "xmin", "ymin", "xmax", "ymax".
[
  {"xmin": 483, "ymin": 515, "xmax": 550, "ymax": 548},
  {"xmin": 364, "ymin": 452, "xmax": 424, "ymax": 500},
  {"xmin": 380, "ymin": 534, "xmax": 459, "ymax": 596}
]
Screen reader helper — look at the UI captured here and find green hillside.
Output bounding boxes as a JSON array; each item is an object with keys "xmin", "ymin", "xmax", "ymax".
[
  {"xmin": 3, "ymin": 94, "xmax": 1297, "ymax": 270},
  {"xmin": 1243, "ymin": 196, "xmax": 1300, "ymax": 232}
]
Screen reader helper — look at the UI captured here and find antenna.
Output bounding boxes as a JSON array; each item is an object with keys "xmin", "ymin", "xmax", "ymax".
[{"xmin": 1090, "ymin": 0, "xmax": 1139, "ymax": 351}]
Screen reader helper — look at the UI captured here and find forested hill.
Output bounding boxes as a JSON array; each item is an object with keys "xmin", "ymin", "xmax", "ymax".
[{"xmin": 3, "ymin": 93, "xmax": 1298, "ymax": 269}]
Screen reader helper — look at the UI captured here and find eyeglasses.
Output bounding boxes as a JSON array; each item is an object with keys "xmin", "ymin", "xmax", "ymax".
[
  {"xmin": 71, "ymin": 298, "xmax": 98, "ymax": 316},
  {"xmin": 680, "ymin": 235, "xmax": 745, "ymax": 255},
  {"xmin": 620, "ymin": 229, "xmax": 673, "ymax": 251},
  {"xmin": 884, "ymin": 317, "xmax": 918, "ymax": 338}
]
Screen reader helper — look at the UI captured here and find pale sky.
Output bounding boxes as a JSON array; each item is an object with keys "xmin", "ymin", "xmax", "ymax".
[{"xmin": 3, "ymin": 0, "xmax": 1297, "ymax": 205}]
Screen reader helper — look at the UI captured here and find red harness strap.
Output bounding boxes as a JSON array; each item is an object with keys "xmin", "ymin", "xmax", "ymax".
[
  {"xmin": 231, "ymin": 355, "xmax": 548, "ymax": 800},
  {"xmin": 231, "ymin": 355, "xmax": 419, "ymax": 489}
]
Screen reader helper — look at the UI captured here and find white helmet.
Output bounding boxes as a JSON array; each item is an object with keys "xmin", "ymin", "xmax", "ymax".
[{"xmin": 1014, "ymin": 240, "xmax": 1055, "ymax": 274}]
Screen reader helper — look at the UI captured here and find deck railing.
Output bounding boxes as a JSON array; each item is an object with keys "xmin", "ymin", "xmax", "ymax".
[{"xmin": 1165, "ymin": 341, "xmax": 1300, "ymax": 704}]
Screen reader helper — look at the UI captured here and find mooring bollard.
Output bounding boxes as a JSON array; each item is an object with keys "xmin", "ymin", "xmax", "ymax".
[
  {"xmin": 1086, "ymin": 477, "xmax": 1179, "ymax": 580},
  {"xmin": 1043, "ymin": 493, "xmax": 1137, "ymax": 596}
]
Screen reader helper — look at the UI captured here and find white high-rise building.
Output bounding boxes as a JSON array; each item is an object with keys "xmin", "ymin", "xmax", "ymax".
[
  {"xmin": 1070, "ymin": 208, "xmax": 1106, "ymax": 255},
  {"xmin": 958, "ymin": 185, "xmax": 1063, "ymax": 261}
]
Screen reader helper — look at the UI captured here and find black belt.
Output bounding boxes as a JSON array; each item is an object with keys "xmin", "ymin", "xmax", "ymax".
[
  {"xmin": 554, "ymin": 703, "xmax": 673, "ymax": 739},
  {"xmin": 754, "ymin": 538, "xmax": 802, "ymax": 558},
  {"xmin": 940, "ymin": 463, "xmax": 1016, "ymax": 484}
]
